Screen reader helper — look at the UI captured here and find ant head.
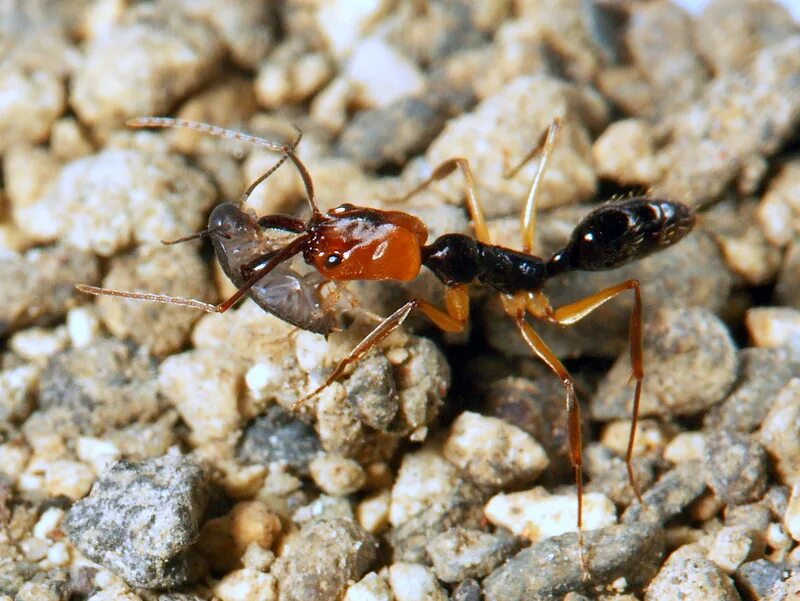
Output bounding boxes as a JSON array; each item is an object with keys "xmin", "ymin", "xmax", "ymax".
[{"xmin": 303, "ymin": 205, "xmax": 428, "ymax": 282}]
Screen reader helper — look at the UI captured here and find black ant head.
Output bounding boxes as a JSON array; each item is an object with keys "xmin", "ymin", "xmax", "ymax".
[{"xmin": 550, "ymin": 198, "xmax": 695, "ymax": 274}]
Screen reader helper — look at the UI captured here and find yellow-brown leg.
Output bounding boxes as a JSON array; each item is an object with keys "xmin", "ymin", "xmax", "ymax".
[
  {"xmin": 504, "ymin": 119, "xmax": 561, "ymax": 254},
  {"xmin": 292, "ymin": 285, "xmax": 470, "ymax": 409},
  {"xmin": 536, "ymin": 279, "xmax": 645, "ymax": 504},
  {"xmin": 399, "ymin": 158, "xmax": 492, "ymax": 244},
  {"xmin": 502, "ymin": 295, "xmax": 589, "ymax": 575}
]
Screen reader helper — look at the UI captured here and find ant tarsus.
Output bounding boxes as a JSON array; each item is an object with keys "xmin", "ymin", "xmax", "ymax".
[{"xmin": 79, "ymin": 116, "xmax": 695, "ymax": 578}]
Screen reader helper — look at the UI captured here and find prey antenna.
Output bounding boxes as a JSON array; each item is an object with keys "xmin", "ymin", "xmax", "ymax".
[
  {"xmin": 161, "ymin": 225, "xmax": 229, "ymax": 246},
  {"xmin": 128, "ymin": 117, "xmax": 322, "ymax": 218}
]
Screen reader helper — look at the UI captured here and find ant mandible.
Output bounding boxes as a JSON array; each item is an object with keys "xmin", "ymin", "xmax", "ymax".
[{"xmin": 78, "ymin": 116, "xmax": 695, "ymax": 573}]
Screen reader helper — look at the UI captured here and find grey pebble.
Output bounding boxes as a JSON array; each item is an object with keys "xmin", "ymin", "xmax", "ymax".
[
  {"xmin": 482, "ymin": 522, "xmax": 664, "ymax": 601},
  {"xmin": 0, "ymin": 245, "xmax": 99, "ymax": 336},
  {"xmin": 389, "ymin": 482, "xmax": 488, "ymax": 564},
  {"xmin": 238, "ymin": 405, "xmax": 322, "ymax": 476},
  {"xmin": 65, "ymin": 455, "xmax": 209, "ymax": 589},
  {"xmin": 14, "ymin": 570, "xmax": 69, "ymax": 601},
  {"xmin": 593, "ymin": 306, "xmax": 738, "ymax": 420},
  {"xmin": 337, "ymin": 88, "xmax": 472, "ymax": 170},
  {"xmin": 623, "ymin": 460, "xmax": 707, "ymax": 525},
  {"xmin": 451, "ymin": 578, "xmax": 482, "ymax": 601},
  {"xmin": 585, "ymin": 448, "xmax": 657, "ymax": 507},
  {"xmin": 344, "ymin": 354, "xmax": 399, "ymax": 432},
  {"xmin": 27, "ymin": 338, "xmax": 161, "ymax": 439},
  {"xmin": 704, "ymin": 430, "xmax": 767, "ymax": 506},
  {"xmin": 725, "ymin": 501, "xmax": 771, "ymax": 532},
  {"xmin": 426, "ymin": 527, "xmax": 519, "ymax": 583},
  {"xmin": 271, "ymin": 518, "xmax": 377, "ymax": 601},
  {"xmin": 645, "ymin": 545, "xmax": 741, "ymax": 601},
  {"xmin": 735, "ymin": 560, "xmax": 796, "ymax": 601},
  {"xmin": 705, "ymin": 348, "xmax": 800, "ymax": 433}
]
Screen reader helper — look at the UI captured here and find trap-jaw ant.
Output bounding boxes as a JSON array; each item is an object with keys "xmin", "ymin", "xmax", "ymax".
[{"xmin": 78, "ymin": 116, "xmax": 695, "ymax": 573}]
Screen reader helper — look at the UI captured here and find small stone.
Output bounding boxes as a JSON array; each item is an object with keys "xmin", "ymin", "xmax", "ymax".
[
  {"xmin": 0, "ymin": 67, "xmax": 64, "ymax": 152},
  {"xmin": 664, "ymin": 432, "xmax": 707, "ymax": 464},
  {"xmin": 271, "ymin": 519, "xmax": 377, "ymax": 601},
  {"xmin": 584, "ymin": 451, "xmax": 656, "ymax": 508},
  {"xmin": 451, "ymin": 579, "xmax": 482, "ymax": 601},
  {"xmin": 345, "ymin": 37, "xmax": 425, "ymax": 109},
  {"xmin": 592, "ymin": 119, "xmax": 662, "ymax": 185},
  {"xmin": 645, "ymin": 545, "xmax": 740, "ymax": 601},
  {"xmin": 50, "ymin": 117, "xmax": 94, "ymax": 161},
  {"xmin": 388, "ymin": 563, "xmax": 447, "ymax": 601},
  {"xmin": 708, "ymin": 526, "xmax": 759, "ymax": 574},
  {"xmin": 241, "ymin": 544, "xmax": 275, "ymax": 572},
  {"xmin": 96, "ymin": 244, "xmax": 215, "ymax": 357},
  {"xmin": 704, "ymin": 430, "xmax": 767, "ymax": 505},
  {"xmin": 293, "ymin": 495, "xmax": 354, "ymax": 525},
  {"xmin": 0, "ymin": 245, "xmax": 100, "ymax": 336},
  {"xmin": 343, "ymin": 572, "xmax": 392, "ymax": 601},
  {"xmin": 9, "ymin": 327, "xmax": 69, "ymax": 361},
  {"xmin": 783, "ymin": 485, "xmax": 800, "ymax": 542},
  {"xmin": 734, "ymin": 559, "xmax": 790, "ymax": 601},
  {"xmin": 746, "ymin": 308, "xmax": 800, "ymax": 353},
  {"xmin": 70, "ymin": 10, "xmax": 224, "ymax": 129},
  {"xmin": 213, "ymin": 569, "xmax": 276, "ymax": 601},
  {"xmin": 0, "ymin": 363, "xmax": 38, "ymax": 423},
  {"xmin": 623, "ymin": 461, "xmax": 708, "ymax": 525},
  {"xmin": 158, "ymin": 350, "xmax": 243, "ymax": 443},
  {"xmin": 760, "ymin": 379, "xmax": 800, "ymax": 485},
  {"xmin": 388, "ymin": 446, "xmax": 487, "ymax": 562},
  {"xmin": 426, "ymin": 527, "xmax": 519, "ymax": 582},
  {"xmin": 17, "ymin": 146, "xmax": 216, "ymax": 256},
  {"xmin": 706, "ymin": 348, "xmax": 800, "ymax": 432},
  {"xmin": 357, "ymin": 489, "xmax": 391, "ymax": 534},
  {"xmin": 65, "ymin": 455, "xmax": 209, "ymax": 588},
  {"xmin": 238, "ymin": 406, "xmax": 323, "ymax": 476},
  {"xmin": 593, "ymin": 306, "xmax": 738, "ymax": 419},
  {"xmin": 76, "ymin": 437, "xmax": 122, "ymax": 475},
  {"xmin": 758, "ymin": 161, "xmax": 800, "ymax": 247},
  {"xmin": 66, "ymin": 307, "xmax": 102, "ymax": 349},
  {"xmin": 315, "ymin": 0, "xmax": 393, "ymax": 58},
  {"xmin": 484, "ymin": 487, "xmax": 616, "ymax": 543},
  {"xmin": 483, "ymin": 522, "xmax": 664, "ymax": 600},
  {"xmin": 425, "ymin": 76, "xmax": 598, "ymax": 219},
  {"xmin": 44, "ymin": 459, "xmax": 96, "ymax": 500},
  {"xmin": 309, "ymin": 453, "xmax": 366, "ymax": 496},
  {"xmin": 600, "ymin": 419, "xmax": 668, "ymax": 459},
  {"xmin": 443, "ymin": 411, "xmax": 549, "ymax": 488},
  {"xmin": 230, "ymin": 501, "xmax": 282, "ymax": 554},
  {"xmin": 777, "ymin": 241, "xmax": 800, "ymax": 311},
  {"xmin": 32, "ymin": 338, "xmax": 160, "ymax": 438},
  {"xmin": 33, "ymin": 507, "xmax": 65, "ymax": 540},
  {"xmin": 0, "ymin": 439, "xmax": 31, "ymax": 480}
]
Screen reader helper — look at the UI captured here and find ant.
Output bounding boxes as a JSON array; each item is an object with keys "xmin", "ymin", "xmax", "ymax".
[{"xmin": 78, "ymin": 116, "xmax": 695, "ymax": 574}]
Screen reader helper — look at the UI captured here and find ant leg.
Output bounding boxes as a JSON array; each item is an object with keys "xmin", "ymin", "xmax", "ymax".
[
  {"xmin": 400, "ymin": 158, "xmax": 492, "ymax": 244},
  {"xmin": 505, "ymin": 302, "xmax": 589, "ymax": 577},
  {"xmin": 536, "ymin": 280, "xmax": 645, "ymax": 504},
  {"xmin": 502, "ymin": 119, "xmax": 561, "ymax": 254},
  {"xmin": 293, "ymin": 285, "xmax": 469, "ymax": 410}
]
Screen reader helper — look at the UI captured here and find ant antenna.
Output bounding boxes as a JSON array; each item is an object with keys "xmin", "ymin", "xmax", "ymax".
[
  {"xmin": 128, "ymin": 117, "xmax": 322, "ymax": 218},
  {"xmin": 161, "ymin": 225, "xmax": 230, "ymax": 246}
]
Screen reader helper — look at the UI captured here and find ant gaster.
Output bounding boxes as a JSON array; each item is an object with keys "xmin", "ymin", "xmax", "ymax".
[{"xmin": 78, "ymin": 116, "xmax": 695, "ymax": 573}]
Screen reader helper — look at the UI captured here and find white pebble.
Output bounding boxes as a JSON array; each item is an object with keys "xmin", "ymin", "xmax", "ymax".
[
  {"xmin": 76, "ymin": 437, "xmax": 121, "ymax": 475},
  {"xmin": 66, "ymin": 306, "xmax": 101, "ymax": 348},
  {"xmin": 664, "ymin": 432, "xmax": 707, "ymax": 464},
  {"xmin": 9, "ymin": 326, "xmax": 68, "ymax": 360},
  {"xmin": 0, "ymin": 440, "xmax": 31, "ymax": 480},
  {"xmin": 389, "ymin": 563, "xmax": 448, "ymax": 601},
  {"xmin": 601, "ymin": 419, "xmax": 667, "ymax": 458},
  {"xmin": 309, "ymin": 453, "xmax": 366, "ymax": 496},
  {"xmin": 294, "ymin": 331, "xmax": 331, "ymax": 374},
  {"xmin": 346, "ymin": 37, "xmax": 425, "ymax": 108},
  {"xmin": 783, "ymin": 485, "xmax": 800, "ymax": 542},
  {"xmin": 485, "ymin": 487, "xmax": 616, "ymax": 542},
  {"xmin": 443, "ymin": 411, "xmax": 548, "ymax": 487},
  {"xmin": 708, "ymin": 526, "xmax": 754, "ymax": 573},
  {"xmin": 390, "ymin": 447, "xmax": 461, "ymax": 527},
  {"xmin": 357, "ymin": 489, "xmax": 391, "ymax": 534},
  {"xmin": 19, "ymin": 536, "xmax": 49, "ymax": 561},
  {"xmin": 241, "ymin": 543, "xmax": 275, "ymax": 572},
  {"xmin": 47, "ymin": 541, "xmax": 71, "ymax": 566},
  {"xmin": 33, "ymin": 507, "xmax": 65, "ymax": 540},
  {"xmin": 245, "ymin": 362, "xmax": 285, "ymax": 400},
  {"xmin": 344, "ymin": 572, "xmax": 392, "ymax": 601},
  {"xmin": 746, "ymin": 307, "xmax": 800, "ymax": 352},
  {"xmin": 316, "ymin": 0, "xmax": 392, "ymax": 58},
  {"xmin": 44, "ymin": 459, "xmax": 96, "ymax": 500},
  {"xmin": 213, "ymin": 568, "xmax": 277, "ymax": 601}
]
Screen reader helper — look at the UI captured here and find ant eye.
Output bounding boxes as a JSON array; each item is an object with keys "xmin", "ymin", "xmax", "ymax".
[{"xmin": 325, "ymin": 253, "xmax": 343, "ymax": 267}]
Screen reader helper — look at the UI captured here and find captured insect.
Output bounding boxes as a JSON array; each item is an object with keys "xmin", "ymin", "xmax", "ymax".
[{"xmin": 78, "ymin": 116, "xmax": 695, "ymax": 573}]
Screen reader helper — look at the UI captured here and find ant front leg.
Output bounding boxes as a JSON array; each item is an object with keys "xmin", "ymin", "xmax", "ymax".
[
  {"xmin": 533, "ymin": 280, "xmax": 645, "ymax": 504},
  {"xmin": 292, "ymin": 285, "xmax": 470, "ymax": 410}
]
